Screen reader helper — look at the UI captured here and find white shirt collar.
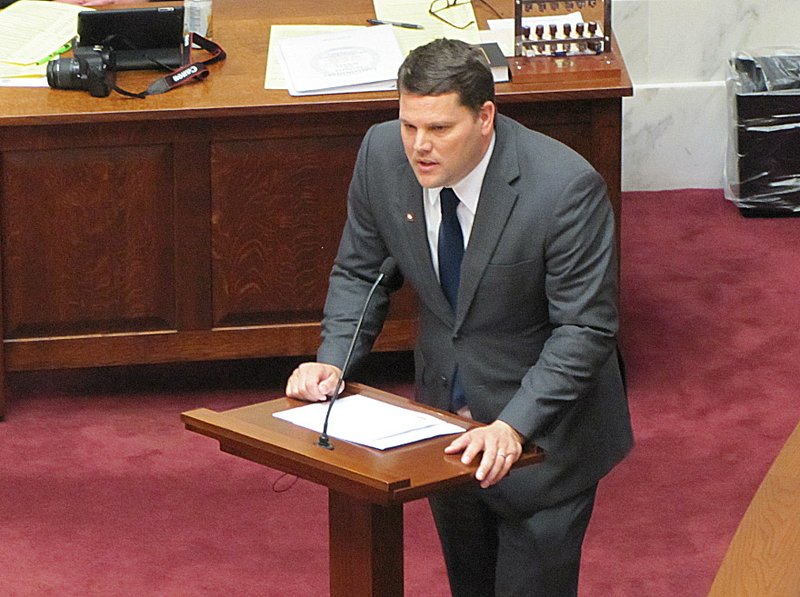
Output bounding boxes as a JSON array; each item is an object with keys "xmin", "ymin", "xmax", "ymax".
[{"xmin": 425, "ymin": 131, "xmax": 496, "ymax": 217}]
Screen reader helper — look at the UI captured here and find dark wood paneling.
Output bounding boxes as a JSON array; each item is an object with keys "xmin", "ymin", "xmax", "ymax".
[
  {"xmin": 174, "ymin": 130, "xmax": 214, "ymax": 332},
  {"xmin": 209, "ymin": 111, "xmax": 419, "ymax": 330},
  {"xmin": 2, "ymin": 144, "xmax": 176, "ymax": 339},
  {"xmin": 211, "ymin": 134, "xmax": 360, "ymax": 327}
]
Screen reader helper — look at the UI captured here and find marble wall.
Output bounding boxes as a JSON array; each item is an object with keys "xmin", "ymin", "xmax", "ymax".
[{"xmin": 614, "ymin": 0, "xmax": 800, "ymax": 190}]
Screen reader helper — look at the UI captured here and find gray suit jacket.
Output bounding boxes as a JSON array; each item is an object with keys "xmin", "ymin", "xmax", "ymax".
[{"xmin": 318, "ymin": 113, "xmax": 633, "ymax": 511}]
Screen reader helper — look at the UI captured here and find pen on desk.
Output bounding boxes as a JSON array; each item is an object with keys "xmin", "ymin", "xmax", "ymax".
[{"xmin": 366, "ymin": 18, "xmax": 424, "ymax": 30}]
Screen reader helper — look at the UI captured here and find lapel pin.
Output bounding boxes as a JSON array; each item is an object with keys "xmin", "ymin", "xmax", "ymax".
[{"xmin": 406, "ymin": 212, "xmax": 415, "ymax": 222}]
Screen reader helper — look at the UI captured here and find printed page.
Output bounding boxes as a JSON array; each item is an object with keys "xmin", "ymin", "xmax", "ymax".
[
  {"xmin": 274, "ymin": 394, "xmax": 466, "ymax": 450},
  {"xmin": 277, "ymin": 24, "xmax": 404, "ymax": 94},
  {"xmin": 265, "ymin": 24, "xmax": 361, "ymax": 90},
  {"xmin": 0, "ymin": 0, "xmax": 88, "ymax": 66}
]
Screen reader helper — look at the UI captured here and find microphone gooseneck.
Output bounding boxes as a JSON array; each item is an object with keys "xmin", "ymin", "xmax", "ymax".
[{"xmin": 317, "ymin": 257, "xmax": 397, "ymax": 450}]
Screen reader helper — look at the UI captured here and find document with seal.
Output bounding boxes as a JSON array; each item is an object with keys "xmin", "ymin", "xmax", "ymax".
[
  {"xmin": 265, "ymin": 25, "xmax": 360, "ymax": 90},
  {"xmin": 277, "ymin": 24, "xmax": 404, "ymax": 96}
]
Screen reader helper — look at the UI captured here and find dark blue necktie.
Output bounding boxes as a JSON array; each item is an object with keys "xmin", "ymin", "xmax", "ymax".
[
  {"xmin": 438, "ymin": 187, "xmax": 463, "ymax": 308},
  {"xmin": 438, "ymin": 188, "xmax": 466, "ymax": 411}
]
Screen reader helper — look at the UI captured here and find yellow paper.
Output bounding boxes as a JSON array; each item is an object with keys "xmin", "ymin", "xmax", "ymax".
[
  {"xmin": 0, "ymin": 0, "xmax": 88, "ymax": 66},
  {"xmin": 0, "ymin": 62, "xmax": 46, "ymax": 78},
  {"xmin": 372, "ymin": 0, "xmax": 480, "ymax": 55}
]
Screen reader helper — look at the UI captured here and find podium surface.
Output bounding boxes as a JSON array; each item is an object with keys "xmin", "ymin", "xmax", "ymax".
[{"xmin": 183, "ymin": 383, "xmax": 543, "ymax": 596}]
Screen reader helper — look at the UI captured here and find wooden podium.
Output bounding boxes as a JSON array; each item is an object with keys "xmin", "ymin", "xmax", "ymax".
[{"xmin": 182, "ymin": 383, "xmax": 543, "ymax": 597}]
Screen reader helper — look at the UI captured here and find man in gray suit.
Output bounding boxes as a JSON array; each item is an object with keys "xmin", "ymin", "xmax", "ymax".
[{"xmin": 286, "ymin": 38, "xmax": 633, "ymax": 597}]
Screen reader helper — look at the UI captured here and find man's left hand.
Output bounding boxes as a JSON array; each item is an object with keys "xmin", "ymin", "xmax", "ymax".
[{"xmin": 444, "ymin": 420, "xmax": 524, "ymax": 488}]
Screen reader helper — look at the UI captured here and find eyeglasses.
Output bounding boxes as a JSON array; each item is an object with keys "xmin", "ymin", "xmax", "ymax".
[{"xmin": 428, "ymin": 0, "xmax": 476, "ymax": 30}]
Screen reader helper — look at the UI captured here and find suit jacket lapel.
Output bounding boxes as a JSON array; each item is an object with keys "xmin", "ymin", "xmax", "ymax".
[{"xmin": 456, "ymin": 118, "xmax": 521, "ymax": 330}]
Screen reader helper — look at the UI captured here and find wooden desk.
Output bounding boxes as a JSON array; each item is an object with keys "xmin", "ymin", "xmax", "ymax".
[
  {"xmin": 707, "ymin": 421, "xmax": 800, "ymax": 596},
  {"xmin": 0, "ymin": 0, "xmax": 631, "ymax": 419}
]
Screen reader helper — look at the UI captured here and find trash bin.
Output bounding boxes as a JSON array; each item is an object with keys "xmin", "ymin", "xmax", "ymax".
[{"xmin": 725, "ymin": 48, "xmax": 800, "ymax": 216}]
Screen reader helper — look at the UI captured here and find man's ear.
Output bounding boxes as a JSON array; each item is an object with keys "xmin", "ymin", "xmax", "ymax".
[{"xmin": 479, "ymin": 101, "xmax": 496, "ymax": 135}]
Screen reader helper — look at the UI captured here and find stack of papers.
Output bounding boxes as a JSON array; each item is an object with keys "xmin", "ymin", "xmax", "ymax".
[
  {"xmin": 275, "ymin": 24, "xmax": 404, "ymax": 96},
  {"xmin": 0, "ymin": 0, "xmax": 88, "ymax": 87},
  {"xmin": 274, "ymin": 394, "xmax": 466, "ymax": 450},
  {"xmin": 264, "ymin": 0, "xmax": 485, "ymax": 94}
]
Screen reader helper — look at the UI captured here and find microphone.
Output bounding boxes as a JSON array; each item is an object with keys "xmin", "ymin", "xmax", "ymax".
[{"xmin": 317, "ymin": 257, "xmax": 398, "ymax": 450}]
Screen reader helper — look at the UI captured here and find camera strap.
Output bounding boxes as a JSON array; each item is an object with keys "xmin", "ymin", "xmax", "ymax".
[{"xmin": 113, "ymin": 33, "xmax": 226, "ymax": 98}]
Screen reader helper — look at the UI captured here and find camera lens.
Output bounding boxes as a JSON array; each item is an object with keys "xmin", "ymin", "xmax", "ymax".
[{"xmin": 46, "ymin": 58, "xmax": 85, "ymax": 90}]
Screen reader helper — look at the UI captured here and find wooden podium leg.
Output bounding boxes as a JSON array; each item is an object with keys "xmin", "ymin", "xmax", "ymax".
[{"xmin": 328, "ymin": 490, "xmax": 403, "ymax": 597}]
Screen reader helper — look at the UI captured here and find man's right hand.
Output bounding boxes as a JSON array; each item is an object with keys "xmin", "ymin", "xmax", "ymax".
[{"xmin": 285, "ymin": 362, "xmax": 343, "ymax": 402}]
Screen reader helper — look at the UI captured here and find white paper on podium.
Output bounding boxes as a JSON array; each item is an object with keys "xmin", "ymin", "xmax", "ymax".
[{"xmin": 274, "ymin": 394, "xmax": 466, "ymax": 450}]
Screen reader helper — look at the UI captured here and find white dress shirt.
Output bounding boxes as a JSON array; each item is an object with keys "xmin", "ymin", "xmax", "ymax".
[{"xmin": 423, "ymin": 133, "xmax": 496, "ymax": 277}]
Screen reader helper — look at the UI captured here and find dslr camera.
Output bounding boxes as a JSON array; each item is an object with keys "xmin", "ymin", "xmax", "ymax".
[
  {"xmin": 47, "ymin": 46, "xmax": 116, "ymax": 98},
  {"xmin": 45, "ymin": 7, "xmax": 186, "ymax": 98}
]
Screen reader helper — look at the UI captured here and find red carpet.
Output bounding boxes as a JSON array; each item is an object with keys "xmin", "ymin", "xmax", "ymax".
[
  {"xmin": 581, "ymin": 190, "xmax": 800, "ymax": 596},
  {"xmin": 1, "ymin": 190, "xmax": 798, "ymax": 596}
]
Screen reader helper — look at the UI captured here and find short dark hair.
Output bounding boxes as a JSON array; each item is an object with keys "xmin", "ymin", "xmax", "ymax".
[{"xmin": 397, "ymin": 38, "xmax": 495, "ymax": 113}]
